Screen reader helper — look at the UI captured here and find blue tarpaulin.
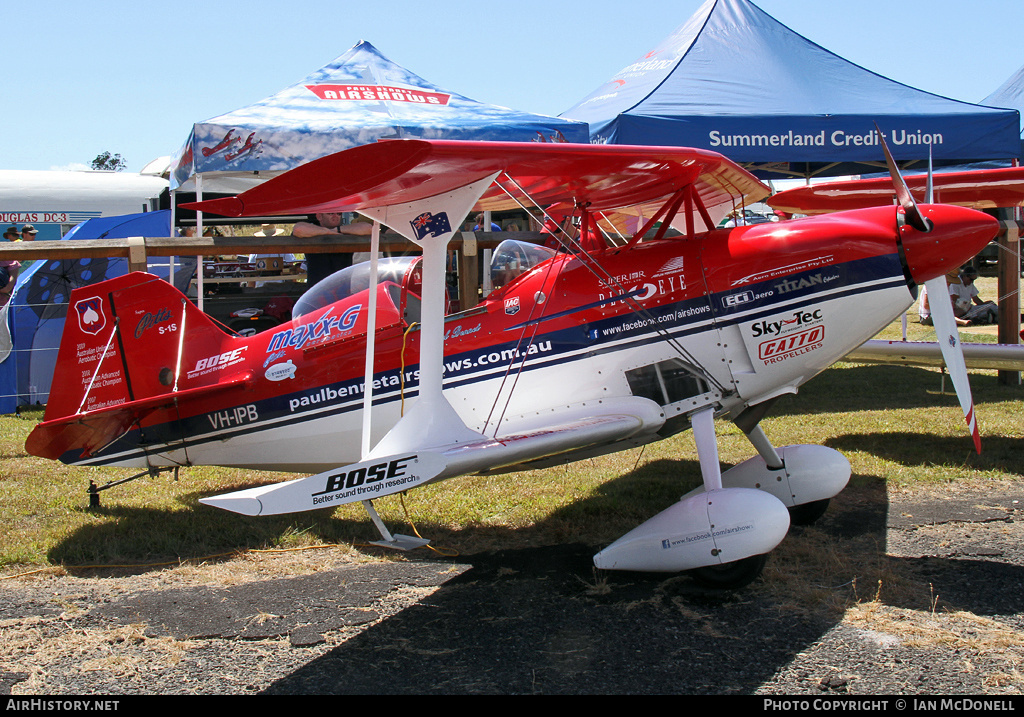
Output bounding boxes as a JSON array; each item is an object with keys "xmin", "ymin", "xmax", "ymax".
[
  {"xmin": 171, "ymin": 40, "xmax": 589, "ymax": 192},
  {"xmin": 560, "ymin": 0, "xmax": 1020, "ymax": 179},
  {"xmin": 983, "ymin": 64, "xmax": 1024, "ymax": 123},
  {"xmin": 0, "ymin": 211, "xmax": 179, "ymax": 413},
  {"xmin": 981, "ymin": 65, "xmax": 1024, "ymax": 161}
]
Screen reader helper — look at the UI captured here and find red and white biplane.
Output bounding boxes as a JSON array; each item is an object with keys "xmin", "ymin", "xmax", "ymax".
[{"xmin": 25, "ymin": 139, "xmax": 997, "ymax": 587}]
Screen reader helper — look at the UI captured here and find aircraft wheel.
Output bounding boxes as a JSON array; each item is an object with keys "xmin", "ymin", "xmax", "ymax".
[
  {"xmin": 788, "ymin": 498, "xmax": 830, "ymax": 526},
  {"xmin": 689, "ymin": 553, "xmax": 768, "ymax": 590}
]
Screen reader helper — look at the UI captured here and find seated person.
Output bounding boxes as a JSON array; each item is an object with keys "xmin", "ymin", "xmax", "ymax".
[
  {"xmin": 950, "ymin": 266, "xmax": 998, "ymax": 324},
  {"xmin": 473, "ymin": 213, "xmax": 502, "ymax": 232}
]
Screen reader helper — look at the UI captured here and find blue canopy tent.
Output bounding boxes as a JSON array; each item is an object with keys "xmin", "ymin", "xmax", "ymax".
[
  {"xmin": 171, "ymin": 40, "xmax": 589, "ymax": 194},
  {"xmin": 982, "ymin": 64, "xmax": 1024, "ymax": 161},
  {"xmin": 0, "ymin": 211, "xmax": 180, "ymax": 413},
  {"xmin": 560, "ymin": 0, "xmax": 1020, "ymax": 180}
]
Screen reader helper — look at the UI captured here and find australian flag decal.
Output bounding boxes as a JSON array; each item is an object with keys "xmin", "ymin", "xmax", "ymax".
[{"xmin": 411, "ymin": 212, "xmax": 451, "ymax": 240}]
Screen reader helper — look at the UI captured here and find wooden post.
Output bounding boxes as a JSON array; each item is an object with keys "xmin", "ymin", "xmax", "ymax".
[
  {"xmin": 126, "ymin": 237, "xmax": 147, "ymax": 273},
  {"xmin": 997, "ymin": 219, "xmax": 1021, "ymax": 386},
  {"xmin": 458, "ymin": 231, "xmax": 480, "ymax": 310}
]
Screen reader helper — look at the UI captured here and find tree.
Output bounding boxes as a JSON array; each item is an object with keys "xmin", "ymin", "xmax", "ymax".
[{"xmin": 91, "ymin": 151, "xmax": 127, "ymax": 171}]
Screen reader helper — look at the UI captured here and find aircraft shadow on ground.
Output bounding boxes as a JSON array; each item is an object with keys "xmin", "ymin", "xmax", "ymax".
[
  {"xmin": 826, "ymin": 432, "xmax": 1024, "ymax": 477},
  {"xmin": 46, "ymin": 458, "xmax": 703, "ymax": 570},
  {"xmin": 770, "ymin": 364, "xmax": 1015, "ymax": 417},
  {"xmin": 255, "ymin": 460, "xmax": 1024, "ymax": 694},
  {"xmin": 46, "ymin": 450, "xmax": 1023, "ymax": 693}
]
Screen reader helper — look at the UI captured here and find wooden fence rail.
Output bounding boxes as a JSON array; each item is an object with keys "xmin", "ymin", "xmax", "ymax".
[{"xmin": 0, "ymin": 230, "xmax": 523, "ymax": 310}]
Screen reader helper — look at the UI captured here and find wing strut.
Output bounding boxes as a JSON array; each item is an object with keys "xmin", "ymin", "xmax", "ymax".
[
  {"xmin": 355, "ymin": 219, "xmax": 432, "ymax": 551},
  {"xmin": 491, "ymin": 170, "xmax": 728, "ymax": 396},
  {"xmin": 359, "ymin": 221, "xmax": 382, "ymax": 460},
  {"xmin": 626, "ymin": 186, "xmax": 687, "ymax": 248},
  {"xmin": 357, "ymin": 173, "xmax": 501, "ymax": 458}
]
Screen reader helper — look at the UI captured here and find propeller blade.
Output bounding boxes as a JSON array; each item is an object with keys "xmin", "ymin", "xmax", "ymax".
[
  {"xmin": 875, "ymin": 123, "xmax": 931, "ymax": 232},
  {"xmin": 924, "ymin": 276, "xmax": 982, "ymax": 453},
  {"xmin": 881, "ymin": 126, "xmax": 980, "ymax": 452}
]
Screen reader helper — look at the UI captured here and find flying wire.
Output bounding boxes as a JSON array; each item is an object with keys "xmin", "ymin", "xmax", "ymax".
[{"xmin": 493, "ymin": 173, "xmax": 726, "ymax": 393}]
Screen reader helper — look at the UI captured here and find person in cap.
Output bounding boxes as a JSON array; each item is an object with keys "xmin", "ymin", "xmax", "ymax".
[
  {"xmin": 0, "ymin": 227, "xmax": 21, "ymax": 305},
  {"xmin": 20, "ymin": 225, "xmax": 37, "ymax": 240},
  {"xmin": 248, "ymin": 224, "xmax": 295, "ymax": 287},
  {"xmin": 721, "ymin": 210, "xmax": 744, "ymax": 228}
]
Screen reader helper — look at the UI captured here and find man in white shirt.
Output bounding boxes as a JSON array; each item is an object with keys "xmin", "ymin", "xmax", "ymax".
[{"xmin": 949, "ymin": 266, "xmax": 998, "ymax": 324}]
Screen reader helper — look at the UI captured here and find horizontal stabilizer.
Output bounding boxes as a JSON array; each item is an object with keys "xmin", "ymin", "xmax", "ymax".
[
  {"xmin": 26, "ymin": 271, "xmax": 257, "ymax": 464},
  {"xmin": 26, "ymin": 372, "xmax": 253, "ymax": 461}
]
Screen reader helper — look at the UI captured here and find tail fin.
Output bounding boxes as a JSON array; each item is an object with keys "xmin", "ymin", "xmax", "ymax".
[
  {"xmin": 44, "ymin": 271, "xmax": 233, "ymax": 419},
  {"xmin": 27, "ymin": 272, "xmax": 245, "ymax": 460}
]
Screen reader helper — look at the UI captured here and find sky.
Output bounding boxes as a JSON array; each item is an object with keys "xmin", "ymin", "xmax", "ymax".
[{"xmin": 4, "ymin": 0, "xmax": 1022, "ymax": 173}]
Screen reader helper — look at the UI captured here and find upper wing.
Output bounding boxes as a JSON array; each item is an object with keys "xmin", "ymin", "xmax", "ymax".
[
  {"xmin": 769, "ymin": 166, "xmax": 1024, "ymax": 215},
  {"xmin": 186, "ymin": 139, "xmax": 769, "ymax": 224}
]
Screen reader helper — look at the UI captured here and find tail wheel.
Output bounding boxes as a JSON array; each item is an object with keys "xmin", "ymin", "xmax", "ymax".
[{"xmin": 689, "ymin": 553, "xmax": 768, "ymax": 590}]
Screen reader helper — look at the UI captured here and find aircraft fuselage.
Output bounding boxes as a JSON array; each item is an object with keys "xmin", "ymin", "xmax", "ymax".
[{"xmin": 35, "ymin": 206, "xmax": 923, "ymax": 474}]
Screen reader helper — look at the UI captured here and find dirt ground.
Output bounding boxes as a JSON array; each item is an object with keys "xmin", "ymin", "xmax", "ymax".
[{"xmin": 1, "ymin": 478, "xmax": 1022, "ymax": 696}]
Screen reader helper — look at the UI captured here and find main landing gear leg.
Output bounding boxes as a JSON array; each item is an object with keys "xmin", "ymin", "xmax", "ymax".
[
  {"xmin": 740, "ymin": 423, "xmax": 833, "ymax": 526},
  {"xmin": 592, "ymin": 407, "xmax": 789, "ymax": 582},
  {"xmin": 687, "ymin": 407, "xmax": 777, "ymax": 589},
  {"xmin": 691, "ymin": 406, "xmax": 723, "ymax": 492},
  {"xmin": 743, "ymin": 424, "xmax": 784, "ymax": 471},
  {"xmin": 361, "ymin": 499, "xmax": 430, "ymax": 551}
]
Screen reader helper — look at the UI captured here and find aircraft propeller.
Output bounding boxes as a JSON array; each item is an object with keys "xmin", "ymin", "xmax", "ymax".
[{"xmin": 876, "ymin": 125, "xmax": 981, "ymax": 453}]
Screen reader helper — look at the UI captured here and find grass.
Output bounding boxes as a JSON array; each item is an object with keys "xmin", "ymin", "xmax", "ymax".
[{"xmin": 2, "ymin": 315, "xmax": 1023, "ymax": 688}]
